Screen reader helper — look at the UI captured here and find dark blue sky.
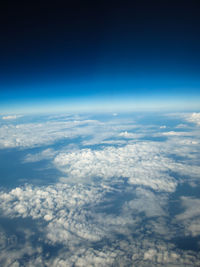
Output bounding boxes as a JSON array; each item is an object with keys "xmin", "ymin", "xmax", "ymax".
[{"xmin": 0, "ymin": 0, "xmax": 200, "ymax": 113}]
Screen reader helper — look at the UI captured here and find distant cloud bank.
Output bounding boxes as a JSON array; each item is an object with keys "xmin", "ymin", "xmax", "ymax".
[{"xmin": 2, "ymin": 115, "xmax": 22, "ymax": 120}]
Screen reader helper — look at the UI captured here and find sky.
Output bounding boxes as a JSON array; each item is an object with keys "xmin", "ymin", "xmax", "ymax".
[{"xmin": 0, "ymin": 0, "xmax": 200, "ymax": 113}]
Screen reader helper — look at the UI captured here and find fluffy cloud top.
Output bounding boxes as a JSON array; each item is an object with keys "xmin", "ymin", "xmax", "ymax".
[
  {"xmin": 1, "ymin": 181, "xmax": 200, "ymax": 266},
  {"xmin": 0, "ymin": 183, "xmax": 109, "ymax": 244},
  {"xmin": 186, "ymin": 112, "xmax": 200, "ymax": 125},
  {"xmin": 1, "ymin": 112, "xmax": 200, "ymax": 266},
  {"xmin": 54, "ymin": 142, "xmax": 178, "ymax": 192}
]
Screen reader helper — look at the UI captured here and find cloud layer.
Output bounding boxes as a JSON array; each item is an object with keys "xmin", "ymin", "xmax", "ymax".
[
  {"xmin": 0, "ymin": 112, "xmax": 200, "ymax": 266},
  {"xmin": 54, "ymin": 142, "xmax": 177, "ymax": 192},
  {"xmin": 1, "ymin": 180, "xmax": 200, "ymax": 266}
]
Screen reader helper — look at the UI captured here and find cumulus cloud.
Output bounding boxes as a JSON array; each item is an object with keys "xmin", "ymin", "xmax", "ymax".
[
  {"xmin": 1, "ymin": 112, "xmax": 200, "ymax": 266},
  {"xmin": 185, "ymin": 112, "xmax": 200, "ymax": 126},
  {"xmin": 54, "ymin": 142, "xmax": 178, "ymax": 192},
  {"xmin": 0, "ymin": 183, "xmax": 111, "ymax": 245},
  {"xmin": 0, "ymin": 181, "xmax": 148, "ymax": 259},
  {"xmin": 1, "ymin": 181, "xmax": 200, "ymax": 266}
]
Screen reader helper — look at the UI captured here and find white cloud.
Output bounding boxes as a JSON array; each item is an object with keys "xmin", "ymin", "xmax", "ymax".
[
  {"xmin": 0, "ymin": 183, "xmax": 110, "ymax": 245},
  {"xmin": 118, "ymin": 131, "xmax": 137, "ymax": 138},
  {"xmin": 46, "ymin": 237, "xmax": 200, "ymax": 267},
  {"xmin": 123, "ymin": 187, "xmax": 167, "ymax": 218},
  {"xmin": 0, "ymin": 227, "xmax": 44, "ymax": 267},
  {"xmin": 1, "ymin": 112, "xmax": 200, "ymax": 266},
  {"xmin": 2, "ymin": 115, "xmax": 22, "ymax": 120},
  {"xmin": 0, "ymin": 119, "xmax": 100, "ymax": 148},
  {"xmin": 24, "ymin": 148, "xmax": 56, "ymax": 162},
  {"xmin": 1, "ymin": 112, "xmax": 199, "ymax": 151},
  {"xmin": 176, "ymin": 196, "xmax": 200, "ymax": 237},
  {"xmin": 162, "ymin": 131, "xmax": 193, "ymax": 136},
  {"xmin": 185, "ymin": 112, "xmax": 200, "ymax": 126},
  {"xmin": 0, "ymin": 116, "xmax": 139, "ymax": 149},
  {"xmin": 0, "ymin": 179, "xmax": 200, "ymax": 266},
  {"xmin": 54, "ymin": 142, "xmax": 177, "ymax": 192}
]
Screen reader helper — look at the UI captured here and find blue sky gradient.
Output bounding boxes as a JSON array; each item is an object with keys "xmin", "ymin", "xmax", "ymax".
[
  {"xmin": 0, "ymin": 1, "xmax": 200, "ymax": 113},
  {"xmin": 1, "ymin": 72, "xmax": 200, "ymax": 113}
]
